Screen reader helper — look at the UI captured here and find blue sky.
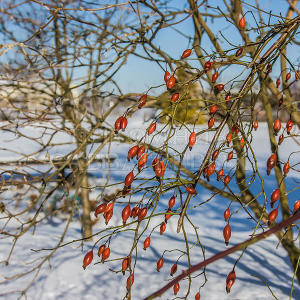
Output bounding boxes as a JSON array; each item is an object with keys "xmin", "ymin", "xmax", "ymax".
[
  {"xmin": 0, "ymin": 0, "xmax": 298, "ymax": 97},
  {"xmin": 110, "ymin": 0, "xmax": 299, "ymax": 95}
]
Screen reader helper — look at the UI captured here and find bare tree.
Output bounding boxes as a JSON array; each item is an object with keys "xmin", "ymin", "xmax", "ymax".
[{"xmin": 0, "ymin": 1, "xmax": 299, "ymax": 299}]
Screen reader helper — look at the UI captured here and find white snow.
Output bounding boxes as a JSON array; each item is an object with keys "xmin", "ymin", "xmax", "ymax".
[{"xmin": 0, "ymin": 121, "xmax": 299, "ymax": 300}]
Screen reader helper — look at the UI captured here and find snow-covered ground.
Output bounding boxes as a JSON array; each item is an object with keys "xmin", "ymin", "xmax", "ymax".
[{"xmin": 0, "ymin": 120, "xmax": 299, "ymax": 300}]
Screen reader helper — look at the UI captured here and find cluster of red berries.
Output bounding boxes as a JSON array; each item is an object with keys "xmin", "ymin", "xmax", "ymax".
[
  {"xmin": 94, "ymin": 201, "xmax": 114, "ymax": 225},
  {"xmin": 81, "ymin": 43, "xmax": 299, "ymax": 298}
]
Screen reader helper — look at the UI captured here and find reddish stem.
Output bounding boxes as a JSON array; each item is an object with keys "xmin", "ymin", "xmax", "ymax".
[{"xmin": 144, "ymin": 212, "xmax": 300, "ymax": 300}]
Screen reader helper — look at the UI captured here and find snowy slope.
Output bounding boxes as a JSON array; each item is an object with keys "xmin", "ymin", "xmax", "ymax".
[{"xmin": 0, "ymin": 121, "xmax": 299, "ymax": 300}]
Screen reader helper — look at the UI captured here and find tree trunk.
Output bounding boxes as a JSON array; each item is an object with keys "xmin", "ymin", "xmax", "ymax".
[{"xmin": 78, "ymin": 155, "xmax": 92, "ymax": 240}]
